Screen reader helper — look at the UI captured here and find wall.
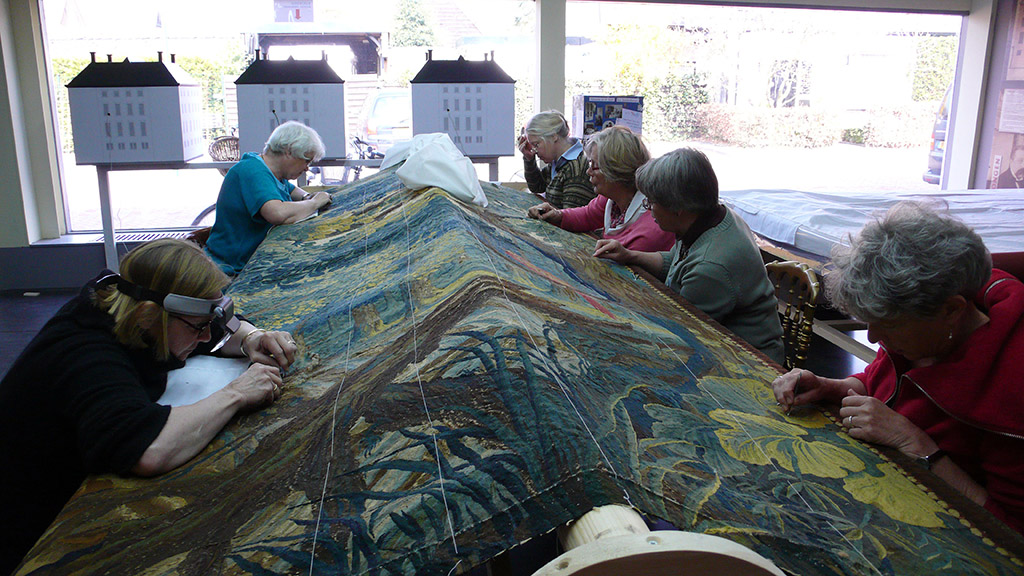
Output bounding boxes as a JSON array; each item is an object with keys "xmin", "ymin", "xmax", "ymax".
[
  {"xmin": 0, "ymin": 0, "xmax": 62, "ymax": 249},
  {"xmin": 973, "ymin": 0, "xmax": 1021, "ymax": 189}
]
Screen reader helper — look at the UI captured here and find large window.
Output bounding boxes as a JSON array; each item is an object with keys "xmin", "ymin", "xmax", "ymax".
[
  {"xmin": 564, "ymin": 2, "xmax": 960, "ymax": 193},
  {"xmin": 43, "ymin": 0, "xmax": 535, "ymax": 232},
  {"xmin": 43, "ymin": 1, "xmax": 959, "ymax": 232}
]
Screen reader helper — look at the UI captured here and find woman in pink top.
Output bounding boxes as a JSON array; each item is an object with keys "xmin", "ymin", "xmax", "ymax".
[{"xmin": 527, "ymin": 126, "xmax": 675, "ymax": 253}]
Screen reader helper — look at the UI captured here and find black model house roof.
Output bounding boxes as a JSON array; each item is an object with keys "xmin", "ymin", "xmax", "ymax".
[
  {"xmin": 235, "ymin": 57, "xmax": 344, "ymax": 85},
  {"xmin": 410, "ymin": 56, "xmax": 515, "ymax": 84},
  {"xmin": 66, "ymin": 60, "xmax": 198, "ymax": 88}
]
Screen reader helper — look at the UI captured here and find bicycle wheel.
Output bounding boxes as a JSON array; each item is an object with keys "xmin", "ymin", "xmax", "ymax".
[{"xmin": 191, "ymin": 204, "xmax": 217, "ymax": 227}]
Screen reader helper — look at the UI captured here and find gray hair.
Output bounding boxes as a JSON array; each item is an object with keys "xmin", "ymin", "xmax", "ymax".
[
  {"xmin": 635, "ymin": 148, "xmax": 718, "ymax": 212},
  {"xmin": 827, "ymin": 201, "xmax": 992, "ymax": 322},
  {"xmin": 525, "ymin": 110, "xmax": 570, "ymax": 141},
  {"xmin": 584, "ymin": 126, "xmax": 650, "ymax": 189},
  {"xmin": 264, "ymin": 121, "xmax": 326, "ymax": 162}
]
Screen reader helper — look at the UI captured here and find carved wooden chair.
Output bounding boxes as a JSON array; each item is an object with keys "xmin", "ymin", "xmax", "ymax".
[{"xmin": 765, "ymin": 261, "xmax": 821, "ymax": 370}]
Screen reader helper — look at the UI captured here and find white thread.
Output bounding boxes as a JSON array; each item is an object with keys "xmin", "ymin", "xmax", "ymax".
[
  {"xmin": 402, "ymin": 203, "xmax": 461, "ymax": 555},
  {"xmin": 462, "ymin": 215, "xmax": 635, "ymax": 508},
  {"xmin": 309, "ymin": 187, "xmax": 369, "ymax": 574}
]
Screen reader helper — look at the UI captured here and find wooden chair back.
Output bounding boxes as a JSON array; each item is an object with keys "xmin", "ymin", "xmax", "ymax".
[
  {"xmin": 185, "ymin": 226, "xmax": 212, "ymax": 249},
  {"xmin": 765, "ymin": 261, "xmax": 820, "ymax": 369}
]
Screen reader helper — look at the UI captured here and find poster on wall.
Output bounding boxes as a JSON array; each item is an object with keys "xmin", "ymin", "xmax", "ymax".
[
  {"xmin": 988, "ymin": 0, "xmax": 1024, "ymax": 188},
  {"xmin": 988, "ymin": 90, "xmax": 1024, "ymax": 188}
]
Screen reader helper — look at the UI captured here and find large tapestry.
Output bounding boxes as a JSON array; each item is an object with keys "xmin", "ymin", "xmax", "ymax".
[{"xmin": 20, "ymin": 167, "xmax": 1024, "ymax": 575}]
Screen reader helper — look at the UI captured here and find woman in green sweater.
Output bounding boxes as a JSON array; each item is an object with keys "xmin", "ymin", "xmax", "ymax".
[{"xmin": 594, "ymin": 148, "xmax": 785, "ymax": 364}]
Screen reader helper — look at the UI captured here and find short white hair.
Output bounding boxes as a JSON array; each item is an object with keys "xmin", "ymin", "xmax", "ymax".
[
  {"xmin": 264, "ymin": 121, "xmax": 325, "ymax": 162},
  {"xmin": 827, "ymin": 201, "xmax": 991, "ymax": 322}
]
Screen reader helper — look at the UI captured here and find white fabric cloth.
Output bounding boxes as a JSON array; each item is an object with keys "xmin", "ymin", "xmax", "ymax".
[
  {"xmin": 604, "ymin": 192, "xmax": 647, "ymax": 236},
  {"xmin": 158, "ymin": 355, "xmax": 250, "ymax": 407},
  {"xmin": 722, "ymin": 188, "xmax": 1024, "ymax": 258},
  {"xmin": 382, "ymin": 133, "xmax": 488, "ymax": 207}
]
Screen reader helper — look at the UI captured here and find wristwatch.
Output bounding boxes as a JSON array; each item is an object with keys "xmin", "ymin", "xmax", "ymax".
[{"xmin": 918, "ymin": 448, "xmax": 948, "ymax": 470}]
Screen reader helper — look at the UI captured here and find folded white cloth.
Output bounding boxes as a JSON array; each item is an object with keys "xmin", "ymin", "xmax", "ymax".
[{"xmin": 383, "ymin": 133, "xmax": 488, "ymax": 207}]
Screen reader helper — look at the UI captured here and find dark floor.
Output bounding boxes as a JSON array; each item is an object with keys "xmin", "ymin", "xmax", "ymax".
[{"xmin": 0, "ymin": 288, "xmax": 77, "ymax": 381}]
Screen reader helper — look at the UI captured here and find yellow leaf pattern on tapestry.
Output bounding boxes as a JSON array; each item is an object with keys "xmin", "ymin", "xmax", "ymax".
[
  {"xmin": 710, "ymin": 409, "xmax": 865, "ymax": 478},
  {"xmin": 843, "ymin": 463, "xmax": 946, "ymax": 528}
]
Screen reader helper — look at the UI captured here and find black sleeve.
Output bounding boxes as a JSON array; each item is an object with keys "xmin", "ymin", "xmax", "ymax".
[{"xmin": 59, "ymin": 341, "xmax": 171, "ymax": 475}]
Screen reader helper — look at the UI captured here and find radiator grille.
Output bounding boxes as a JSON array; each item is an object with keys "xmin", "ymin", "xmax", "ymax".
[{"xmin": 92, "ymin": 231, "xmax": 193, "ymax": 243}]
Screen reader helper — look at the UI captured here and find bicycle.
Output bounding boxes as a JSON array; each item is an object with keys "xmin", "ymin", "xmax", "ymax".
[{"xmin": 341, "ymin": 136, "xmax": 385, "ymax": 184}]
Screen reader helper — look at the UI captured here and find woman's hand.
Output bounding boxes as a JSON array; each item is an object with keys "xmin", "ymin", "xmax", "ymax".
[
  {"xmin": 517, "ymin": 133, "xmax": 536, "ymax": 162},
  {"xmin": 227, "ymin": 363, "xmax": 284, "ymax": 410},
  {"xmin": 309, "ymin": 190, "xmax": 331, "ymax": 210},
  {"xmin": 839, "ymin": 390, "xmax": 935, "ymax": 456},
  {"xmin": 243, "ymin": 329, "xmax": 298, "ymax": 370},
  {"xmin": 592, "ymin": 239, "xmax": 632, "ymax": 263},
  {"xmin": 133, "ymin": 362, "xmax": 285, "ymax": 475},
  {"xmin": 772, "ymin": 368, "xmax": 829, "ymax": 412},
  {"xmin": 528, "ymin": 202, "xmax": 562, "ymax": 225}
]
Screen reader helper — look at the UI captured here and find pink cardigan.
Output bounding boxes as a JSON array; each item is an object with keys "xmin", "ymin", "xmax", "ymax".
[{"xmin": 559, "ymin": 195, "xmax": 676, "ymax": 252}]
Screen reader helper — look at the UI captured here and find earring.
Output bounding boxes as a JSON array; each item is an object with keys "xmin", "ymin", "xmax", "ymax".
[{"xmin": 948, "ymin": 329, "xmax": 953, "ymax": 341}]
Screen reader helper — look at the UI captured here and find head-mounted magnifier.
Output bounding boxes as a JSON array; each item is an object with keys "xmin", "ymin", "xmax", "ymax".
[{"xmin": 96, "ymin": 273, "xmax": 240, "ymax": 352}]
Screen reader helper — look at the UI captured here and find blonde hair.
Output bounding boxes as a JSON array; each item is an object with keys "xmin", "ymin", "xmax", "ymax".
[
  {"xmin": 584, "ymin": 126, "xmax": 650, "ymax": 189},
  {"xmin": 525, "ymin": 110, "xmax": 570, "ymax": 142},
  {"xmin": 96, "ymin": 239, "xmax": 229, "ymax": 360}
]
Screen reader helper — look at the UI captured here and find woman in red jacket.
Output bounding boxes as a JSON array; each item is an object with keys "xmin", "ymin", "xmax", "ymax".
[
  {"xmin": 526, "ymin": 126, "xmax": 675, "ymax": 253},
  {"xmin": 773, "ymin": 202, "xmax": 1024, "ymax": 534}
]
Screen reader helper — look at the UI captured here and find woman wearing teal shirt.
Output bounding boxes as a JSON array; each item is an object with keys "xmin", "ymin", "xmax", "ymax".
[{"xmin": 205, "ymin": 121, "xmax": 332, "ymax": 275}]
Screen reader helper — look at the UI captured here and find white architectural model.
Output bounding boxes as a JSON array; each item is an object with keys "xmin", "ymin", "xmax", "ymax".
[
  {"xmin": 67, "ymin": 53, "xmax": 203, "ymax": 165},
  {"xmin": 410, "ymin": 54, "xmax": 515, "ymax": 157},
  {"xmin": 235, "ymin": 54, "xmax": 346, "ymax": 159}
]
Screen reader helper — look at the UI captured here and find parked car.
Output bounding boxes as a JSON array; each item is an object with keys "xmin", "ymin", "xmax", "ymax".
[
  {"xmin": 357, "ymin": 88, "xmax": 412, "ymax": 152},
  {"xmin": 923, "ymin": 85, "xmax": 952, "ymax": 185}
]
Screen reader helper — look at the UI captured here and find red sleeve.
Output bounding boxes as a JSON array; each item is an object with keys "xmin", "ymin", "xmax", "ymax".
[
  {"xmin": 850, "ymin": 347, "xmax": 889, "ymax": 398},
  {"xmin": 559, "ymin": 196, "xmax": 606, "ymax": 233}
]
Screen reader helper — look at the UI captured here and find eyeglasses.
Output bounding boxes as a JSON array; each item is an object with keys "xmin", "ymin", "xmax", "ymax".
[{"xmin": 170, "ymin": 314, "xmax": 213, "ymax": 336}]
